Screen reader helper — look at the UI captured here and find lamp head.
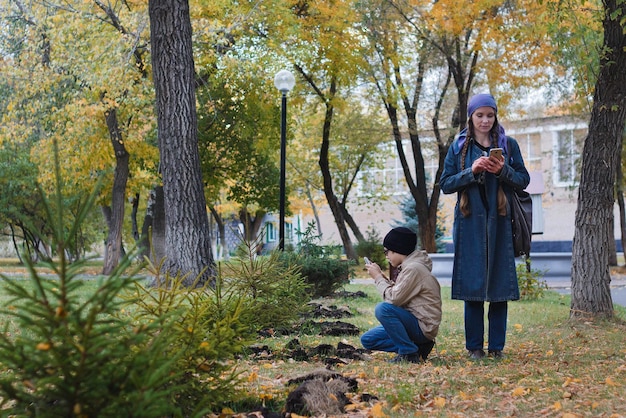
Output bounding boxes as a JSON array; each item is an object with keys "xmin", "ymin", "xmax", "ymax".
[{"xmin": 274, "ymin": 69, "xmax": 295, "ymax": 93}]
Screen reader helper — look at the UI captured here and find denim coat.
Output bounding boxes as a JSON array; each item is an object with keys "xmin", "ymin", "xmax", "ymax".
[{"xmin": 440, "ymin": 136, "xmax": 530, "ymax": 302}]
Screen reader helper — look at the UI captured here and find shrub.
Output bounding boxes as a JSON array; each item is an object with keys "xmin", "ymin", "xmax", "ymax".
[
  {"xmin": 281, "ymin": 223, "xmax": 353, "ymax": 298},
  {"xmin": 517, "ymin": 258, "xmax": 549, "ymax": 300},
  {"xmin": 128, "ymin": 261, "xmax": 252, "ymax": 416},
  {"xmin": 223, "ymin": 239, "xmax": 311, "ymax": 332},
  {"xmin": 354, "ymin": 227, "xmax": 387, "ymax": 268}
]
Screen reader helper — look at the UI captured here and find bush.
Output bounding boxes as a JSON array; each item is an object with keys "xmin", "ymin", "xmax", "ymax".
[
  {"xmin": 280, "ymin": 223, "xmax": 353, "ymax": 298},
  {"xmin": 224, "ymin": 239, "xmax": 311, "ymax": 332},
  {"xmin": 517, "ymin": 258, "xmax": 549, "ymax": 300},
  {"xmin": 354, "ymin": 227, "xmax": 387, "ymax": 268},
  {"xmin": 128, "ymin": 262, "xmax": 252, "ymax": 416}
]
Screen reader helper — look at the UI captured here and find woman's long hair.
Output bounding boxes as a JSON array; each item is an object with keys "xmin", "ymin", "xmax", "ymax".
[{"xmin": 459, "ymin": 117, "xmax": 507, "ymax": 217}]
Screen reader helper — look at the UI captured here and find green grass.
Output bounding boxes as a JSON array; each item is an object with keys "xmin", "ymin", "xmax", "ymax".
[{"xmin": 1, "ymin": 272, "xmax": 625, "ymax": 417}]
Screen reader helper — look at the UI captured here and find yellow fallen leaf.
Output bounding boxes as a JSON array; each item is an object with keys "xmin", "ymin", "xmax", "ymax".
[
  {"xmin": 606, "ymin": 377, "xmax": 620, "ymax": 386},
  {"xmin": 511, "ymin": 386, "xmax": 528, "ymax": 397},
  {"xmin": 546, "ymin": 350, "xmax": 554, "ymax": 356},
  {"xmin": 248, "ymin": 372, "xmax": 258, "ymax": 382},
  {"xmin": 329, "ymin": 393, "xmax": 338, "ymax": 402},
  {"xmin": 552, "ymin": 401, "xmax": 562, "ymax": 411},
  {"xmin": 434, "ymin": 397, "xmax": 446, "ymax": 408},
  {"xmin": 374, "ymin": 366, "xmax": 379, "ymax": 374},
  {"xmin": 291, "ymin": 414, "xmax": 307, "ymax": 418},
  {"xmin": 514, "ymin": 323, "xmax": 523, "ymax": 330},
  {"xmin": 262, "ymin": 363, "xmax": 273, "ymax": 369},
  {"xmin": 371, "ymin": 403, "xmax": 388, "ymax": 418}
]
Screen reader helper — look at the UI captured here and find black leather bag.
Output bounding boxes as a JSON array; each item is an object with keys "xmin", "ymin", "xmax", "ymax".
[{"xmin": 511, "ymin": 189, "xmax": 532, "ymax": 257}]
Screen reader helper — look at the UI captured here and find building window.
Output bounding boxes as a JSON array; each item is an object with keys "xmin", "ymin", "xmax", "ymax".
[
  {"xmin": 517, "ymin": 133, "xmax": 542, "ymax": 172},
  {"xmin": 285, "ymin": 222, "xmax": 293, "ymax": 243},
  {"xmin": 554, "ymin": 129, "xmax": 582, "ymax": 186},
  {"xmin": 265, "ymin": 222, "xmax": 276, "ymax": 243}
]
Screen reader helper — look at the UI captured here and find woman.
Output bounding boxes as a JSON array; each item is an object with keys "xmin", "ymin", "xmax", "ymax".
[{"xmin": 440, "ymin": 93, "xmax": 530, "ymax": 359}]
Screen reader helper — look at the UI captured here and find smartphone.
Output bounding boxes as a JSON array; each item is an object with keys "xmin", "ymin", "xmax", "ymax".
[
  {"xmin": 489, "ymin": 147, "xmax": 503, "ymax": 160},
  {"xmin": 363, "ymin": 257, "xmax": 372, "ymax": 265}
]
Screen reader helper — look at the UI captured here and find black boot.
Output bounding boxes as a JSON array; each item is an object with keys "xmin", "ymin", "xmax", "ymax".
[{"xmin": 417, "ymin": 340, "xmax": 435, "ymax": 361}]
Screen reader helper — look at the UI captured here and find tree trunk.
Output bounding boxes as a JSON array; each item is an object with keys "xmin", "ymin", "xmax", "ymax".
[
  {"xmin": 143, "ymin": 185, "xmax": 166, "ymax": 266},
  {"xmin": 149, "ymin": 0, "xmax": 216, "ymax": 286},
  {"xmin": 304, "ymin": 182, "xmax": 322, "ymax": 236},
  {"xmin": 209, "ymin": 205, "xmax": 226, "ymax": 259},
  {"xmin": 317, "ymin": 80, "xmax": 357, "ymax": 260},
  {"xmin": 102, "ymin": 107, "xmax": 129, "ymax": 275},
  {"xmin": 571, "ymin": 0, "xmax": 626, "ymax": 319},
  {"xmin": 130, "ymin": 192, "xmax": 140, "ymax": 243}
]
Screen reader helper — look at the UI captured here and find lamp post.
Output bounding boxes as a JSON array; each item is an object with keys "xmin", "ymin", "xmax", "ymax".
[{"xmin": 274, "ymin": 69, "xmax": 295, "ymax": 250}]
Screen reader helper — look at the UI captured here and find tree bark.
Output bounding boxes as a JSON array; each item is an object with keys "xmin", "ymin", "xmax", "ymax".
[
  {"xmin": 208, "ymin": 205, "xmax": 226, "ymax": 258},
  {"xmin": 130, "ymin": 192, "xmax": 140, "ymax": 243},
  {"xmin": 102, "ymin": 107, "xmax": 129, "ymax": 275},
  {"xmin": 317, "ymin": 80, "xmax": 357, "ymax": 260},
  {"xmin": 149, "ymin": 0, "xmax": 215, "ymax": 286},
  {"xmin": 571, "ymin": 0, "xmax": 626, "ymax": 319}
]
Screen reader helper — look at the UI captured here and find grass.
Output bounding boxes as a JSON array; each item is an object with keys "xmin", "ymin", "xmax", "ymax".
[
  {"xmin": 1, "ymin": 265, "xmax": 626, "ymax": 417},
  {"xmin": 235, "ymin": 283, "xmax": 626, "ymax": 417}
]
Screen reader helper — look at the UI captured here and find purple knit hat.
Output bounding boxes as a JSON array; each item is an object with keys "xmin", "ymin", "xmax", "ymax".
[
  {"xmin": 468, "ymin": 93, "xmax": 497, "ymax": 117},
  {"xmin": 453, "ymin": 93, "xmax": 507, "ymax": 154}
]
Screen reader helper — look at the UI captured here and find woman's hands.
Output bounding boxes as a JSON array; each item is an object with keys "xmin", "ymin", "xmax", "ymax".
[{"xmin": 472, "ymin": 155, "xmax": 504, "ymax": 175}]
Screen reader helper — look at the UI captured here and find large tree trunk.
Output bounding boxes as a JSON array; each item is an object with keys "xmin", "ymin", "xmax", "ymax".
[
  {"xmin": 102, "ymin": 107, "xmax": 129, "ymax": 275},
  {"xmin": 149, "ymin": 0, "xmax": 215, "ymax": 286},
  {"xmin": 570, "ymin": 0, "xmax": 626, "ymax": 319}
]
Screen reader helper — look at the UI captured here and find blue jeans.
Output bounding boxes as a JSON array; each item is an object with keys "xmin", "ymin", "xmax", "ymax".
[
  {"xmin": 360, "ymin": 302, "xmax": 430, "ymax": 355},
  {"xmin": 464, "ymin": 301, "xmax": 508, "ymax": 351}
]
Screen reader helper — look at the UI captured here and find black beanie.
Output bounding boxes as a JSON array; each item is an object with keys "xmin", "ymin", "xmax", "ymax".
[{"xmin": 383, "ymin": 227, "xmax": 417, "ymax": 255}]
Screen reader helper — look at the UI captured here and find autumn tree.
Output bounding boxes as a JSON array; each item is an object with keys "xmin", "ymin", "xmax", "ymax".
[
  {"xmin": 253, "ymin": 0, "xmax": 379, "ymax": 259},
  {"xmin": 149, "ymin": 0, "xmax": 216, "ymax": 285},
  {"xmin": 570, "ymin": 0, "xmax": 626, "ymax": 319},
  {"xmin": 359, "ymin": 0, "xmax": 553, "ymax": 252},
  {"xmin": 0, "ymin": 0, "xmax": 159, "ymax": 269},
  {"xmin": 196, "ymin": 64, "xmax": 283, "ymax": 249}
]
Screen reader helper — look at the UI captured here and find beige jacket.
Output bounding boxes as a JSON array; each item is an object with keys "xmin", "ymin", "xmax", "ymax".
[{"xmin": 374, "ymin": 250, "xmax": 442, "ymax": 340}]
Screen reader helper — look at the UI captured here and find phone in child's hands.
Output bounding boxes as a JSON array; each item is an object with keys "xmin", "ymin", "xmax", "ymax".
[
  {"xmin": 363, "ymin": 257, "xmax": 372, "ymax": 265},
  {"xmin": 489, "ymin": 147, "xmax": 503, "ymax": 160}
]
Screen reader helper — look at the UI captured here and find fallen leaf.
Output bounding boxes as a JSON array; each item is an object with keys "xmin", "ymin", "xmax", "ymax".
[
  {"xmin": 511, "ymin": 387, "xmax": 528, "ymax": 397},
  {"xmin": 434, "ymin": 397, "xmax": 446, "ymax": 408},
  {"xmin": 370, "ymin": 403, "xmax": 388, "ymax": 418}
]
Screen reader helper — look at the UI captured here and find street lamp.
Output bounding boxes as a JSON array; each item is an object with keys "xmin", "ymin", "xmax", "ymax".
[{"xmin": 274, "ymin": 69, "xmax": 295, "ymax": 250}]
